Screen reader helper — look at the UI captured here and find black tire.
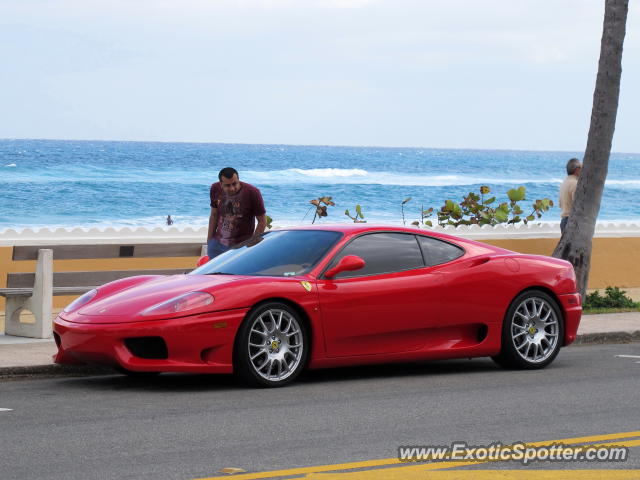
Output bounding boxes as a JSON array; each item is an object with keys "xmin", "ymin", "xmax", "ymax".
[
  {"xmin": 234, "ymin": 302, "xmax": 309, "ymax": 388},
  {"xmin": 492, "ymin": 290, "xmax": 564, "ymax": 369}
]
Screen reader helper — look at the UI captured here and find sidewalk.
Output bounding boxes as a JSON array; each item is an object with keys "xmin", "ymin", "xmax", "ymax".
[{"xmin": 0, "ymin": 311, "xmax": 638, "ymax": 377}]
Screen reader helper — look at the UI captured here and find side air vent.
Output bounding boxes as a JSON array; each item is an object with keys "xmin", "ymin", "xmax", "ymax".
[
  {"xmin": 467, "ymin": 256, "xmax": 491, "ymax": 268},
  {"xmin": 477, "ymin": 325, "xmax": 489, "ymax": 343}
]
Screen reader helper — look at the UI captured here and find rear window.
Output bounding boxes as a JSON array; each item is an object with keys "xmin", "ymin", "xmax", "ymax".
[{"xmin": 417, "ymin": 236, "xmax": 464, "ymax": 266}]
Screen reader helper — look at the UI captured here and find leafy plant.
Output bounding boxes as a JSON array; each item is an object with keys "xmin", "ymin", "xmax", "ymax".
[
  {"xmin": 426, "ymin": 186, "xmax": 553, "ymax": 227},
  {"xmin": 401, "ymin": 197, "xmax": 411, "ymax": 226},
  {"xmin": 412, "ymin": 205, "xmax": 434, "ymax": 227},
  {"xmin": 309, "ymin": 196, "xmax": 335, "ymax": 224},
  {"xmin": 345, "ymin": 205, "xmax": 366, "ymax": 223},
  {"xmin": 584, "ymin": 287, "xmax": 640, "ymax": 309}
]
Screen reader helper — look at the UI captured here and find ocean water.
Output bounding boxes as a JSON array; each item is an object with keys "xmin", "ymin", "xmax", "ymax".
[{"xmin": 1, "ymin": 139, "xmax": 639, "ymax": 231}]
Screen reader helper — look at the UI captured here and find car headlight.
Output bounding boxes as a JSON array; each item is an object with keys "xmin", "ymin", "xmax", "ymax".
[
  {"xmin": 63, "ymin": 289, "xmax": 98, "ymax": 313},
  {"xmin": 141, "ymin": 291, "xmax": 214, "ymax": 317}
]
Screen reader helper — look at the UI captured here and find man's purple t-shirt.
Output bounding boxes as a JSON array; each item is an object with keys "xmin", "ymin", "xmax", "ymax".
[{"xmin": 210, "ymin": 182, "xmax": 266, "ymax": 246}]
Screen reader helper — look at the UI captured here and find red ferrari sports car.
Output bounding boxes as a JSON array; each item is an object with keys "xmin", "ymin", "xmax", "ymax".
[{"xmin": 54, "ymin": 224, "xmax": 582, "ymax": 387}]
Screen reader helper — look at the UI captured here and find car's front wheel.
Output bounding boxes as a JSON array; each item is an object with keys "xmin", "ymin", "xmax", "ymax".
[
  {"xmin": 235, "ymin": 302, "xmax": 309, "ymax": 387},
  {"xmin": 492, "ymin": 290, "xmax": 563, "ymax": 369}
]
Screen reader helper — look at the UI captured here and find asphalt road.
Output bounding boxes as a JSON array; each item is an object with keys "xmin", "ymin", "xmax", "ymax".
[{"xmin": 1, "ymin": 342, "xmax": 639, "ymax": 480}]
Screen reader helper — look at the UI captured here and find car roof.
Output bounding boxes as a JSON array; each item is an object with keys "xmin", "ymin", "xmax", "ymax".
[
  {"xmin": 276, "ymin": 223, "xmax": 512, "ymax": 254},
  {"xmin": 275, "ymin": 223, "xmax": 457, "ymax": 241},
  {"xmin": 278, "ymin": 223, "xmax": 421, "ymax": 235}
]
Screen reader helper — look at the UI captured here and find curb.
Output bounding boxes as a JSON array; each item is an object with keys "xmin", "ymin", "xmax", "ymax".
[
  {"xmin": 572, "ymin": 330, "xmax": 640, "ymax": 346},
  {"xmin": 0, "ymin": 364, "xmax": 113, "ymax": 379}
]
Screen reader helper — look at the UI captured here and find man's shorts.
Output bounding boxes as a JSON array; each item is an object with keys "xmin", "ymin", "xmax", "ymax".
[{"xmin": 207, "ymin": 238, "xmax": 231, "ymax": 259}]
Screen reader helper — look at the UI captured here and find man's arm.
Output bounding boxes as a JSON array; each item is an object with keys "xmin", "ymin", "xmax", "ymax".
[
  {"xmin": 244, "ymin": 214, "xmax": 267, "ymax": 247},
  {"xmin": 569, "ymin": 179, "xmax": 578, "ymax": 200},
  {"xmin": 207, "ymin": 208, "xmax": 218, "ymax": 242},
  {"xmin": 254, "ymin": 214, "xmax": 267, "ymax": 237},
  {"xmin": 251, "ymin": 186, "xmax": 267, "ymax": 238}
]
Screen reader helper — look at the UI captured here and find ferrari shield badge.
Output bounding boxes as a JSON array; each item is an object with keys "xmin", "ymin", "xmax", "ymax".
[{"xmin": 300, "ymin": 281, "xmax": 312, "ymax": 292}]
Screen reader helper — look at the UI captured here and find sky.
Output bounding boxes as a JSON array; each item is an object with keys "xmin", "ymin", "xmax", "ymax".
[{"xmin": 1, "ymin": 0, "xmax": 638, "ymax": 153}]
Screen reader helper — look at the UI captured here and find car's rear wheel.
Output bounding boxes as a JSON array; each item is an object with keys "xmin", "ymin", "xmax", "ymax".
[
  {"xmin": 492, "ymin": 290, "xmax": 563, "ymax": 369},
  {"xmin": 235, "ymin": 302, "xmax": 309, "ymax": 387}
]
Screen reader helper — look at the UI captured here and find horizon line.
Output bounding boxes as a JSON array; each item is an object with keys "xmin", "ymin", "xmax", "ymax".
[{"xmin": 4, "ymin": 136, "xmax": 637, "ymax": 156}]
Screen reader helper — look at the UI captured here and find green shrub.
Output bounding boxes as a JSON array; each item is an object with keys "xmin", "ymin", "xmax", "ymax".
[
  {"xmin": 345, "ymin": 204, "xmax": 366, "ymax": 223},
  {"xmin": 418, "ymin": 186, "xmax": 553, "ymax": 227},
  {"xmin": 584, "ymin": 287, "xmax": 640, "ymax": 309}
]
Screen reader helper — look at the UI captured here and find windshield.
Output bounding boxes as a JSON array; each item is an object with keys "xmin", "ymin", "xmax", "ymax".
[{"xmin": 191, "ymin": 230, "xmax": 343, "ymax": 277}]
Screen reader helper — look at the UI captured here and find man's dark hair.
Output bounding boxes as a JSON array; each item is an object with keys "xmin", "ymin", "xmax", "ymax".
[
  {"xmin": 566, "ymin": 158, "xmax": 582, "ymax": 175},
  {"xmin": 218, "ymin": 167, "xmax": 239, "ymax": 181}
]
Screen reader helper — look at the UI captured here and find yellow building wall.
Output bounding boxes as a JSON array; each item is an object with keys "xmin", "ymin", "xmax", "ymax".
[
  {"xmin": 1, "ymin": 236, "xmax": 639, "ymax": 309},
  {"xmin": 481, "ymin": 237, "xmax": 640, "ymax": 288}
]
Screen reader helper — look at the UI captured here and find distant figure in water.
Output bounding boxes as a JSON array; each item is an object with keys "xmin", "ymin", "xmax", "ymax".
[{"xmin": 166, "ymin": 215, "xmax": 174, "ymax": 226}]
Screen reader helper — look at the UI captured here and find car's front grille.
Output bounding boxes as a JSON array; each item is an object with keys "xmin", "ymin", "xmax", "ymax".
[{"xmin": 124, "ymin": 337, "xmax": 168, "ymax": 359}]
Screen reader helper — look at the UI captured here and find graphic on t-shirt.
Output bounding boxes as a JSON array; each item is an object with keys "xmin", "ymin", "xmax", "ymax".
[
  {"xmin": 211, "ymin": 181, "xmax": 265, "ymax": 247},
  {"xmin": 218, "ymin": 198, "xmax": 244, "ymax": 243}
]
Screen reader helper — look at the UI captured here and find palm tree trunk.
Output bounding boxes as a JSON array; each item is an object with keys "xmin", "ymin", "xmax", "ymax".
[{"xmin": 552, "ymin": 0, "xmax": 629, "ymax": 299}]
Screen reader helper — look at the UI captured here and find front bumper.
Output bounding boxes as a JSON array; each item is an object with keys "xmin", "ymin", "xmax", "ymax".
[
  {"xmin": 53, "ymin": 308, "xmax": 249, "ymax": 373},
  {"xmin": 558, "ymin": 293, "xmax": 582, "ymax": 346}
]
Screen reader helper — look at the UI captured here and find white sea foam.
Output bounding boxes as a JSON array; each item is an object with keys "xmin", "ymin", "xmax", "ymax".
[
  {"xmin": 288, "ymin": 168, "xmax": 368, "ymax": 177},
  {"xmin": 246, "ymin": 169, "xmax": 565, "ymax": 187},
  {"xmin": 0, "ymin": 215, "xmax": 306, "ymax": 234},
  {"xmin": 0, "ymin": 215, "xmax": 209, "ymax": 233},
  {"xmin": 606, "ymin": 179, "xmax": 640, "ymax": 185},
  {"xmin": 3, "ymin": 164, "xmax": 640, "ymax": 189},
  {"xmin": 4, "ymin": 163, "xmax": 17, "ymax": 167},
  {"xmin": 249, "ymin": 170, "xmax": 640, "ymax": 188}
]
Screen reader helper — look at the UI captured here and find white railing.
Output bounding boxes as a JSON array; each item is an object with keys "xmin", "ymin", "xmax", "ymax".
[{"xmin": 1, "ymin": 221, "xmax": 640, "ymax": 246}]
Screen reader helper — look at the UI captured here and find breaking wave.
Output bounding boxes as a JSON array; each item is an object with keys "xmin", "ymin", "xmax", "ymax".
[{"xmin": 246, "ymin": 169, "xmax": 565, "ymax": 187}]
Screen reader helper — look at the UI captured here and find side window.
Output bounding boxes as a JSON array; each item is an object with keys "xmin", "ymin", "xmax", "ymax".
[
  {"xmin": 329, "ymin": 233, "xmax": 424, "ymax": 278},
  {"xmin": 417, "ymin": 236, "xmax": 464, "ymax": 266}
]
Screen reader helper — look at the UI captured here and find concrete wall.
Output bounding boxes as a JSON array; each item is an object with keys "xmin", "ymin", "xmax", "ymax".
[{"xmin": 1, "ymin": 223, "xmax": 639, "ymax": 309}]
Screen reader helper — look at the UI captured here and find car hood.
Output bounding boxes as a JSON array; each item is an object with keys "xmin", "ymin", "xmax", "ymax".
[{"xmin": 76, "ymin": 274, "xmax": 247, "ymax": 320}]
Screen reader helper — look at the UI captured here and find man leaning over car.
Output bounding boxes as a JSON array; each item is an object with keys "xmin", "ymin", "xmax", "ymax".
[{"xmin": 207, "ymin": 167, "xmax": 267, "ymax": 259}]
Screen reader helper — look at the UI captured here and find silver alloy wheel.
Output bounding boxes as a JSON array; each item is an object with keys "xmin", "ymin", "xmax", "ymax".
[
  {"xmin": 247, "ymin": 308, "xmax": 304, "ymax": 382},
  {"xmin": 511, "ymin": 296, "xmax": 560, "ymax": 363}
]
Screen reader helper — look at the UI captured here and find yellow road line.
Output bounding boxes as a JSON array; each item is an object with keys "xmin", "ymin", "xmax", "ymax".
[
  {"xmin": 195, "ymin": 458, "xmax": 400, "ymax": 480},
  {"xmin": 194, "ymin": 430, "xmax": 640, "ymax": 480},
  {"xmin": 304, "ymin": 471, "xmax": 640, "ymax": 480},
  {"xmin": 303, "ymin": 438, "xmax": 640, "ymax": 479}
]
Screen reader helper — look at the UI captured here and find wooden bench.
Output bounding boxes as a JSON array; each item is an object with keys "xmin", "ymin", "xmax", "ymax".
[{"xmin": 0, "ymin": 243, "xmax": 206, "ymax": 339}]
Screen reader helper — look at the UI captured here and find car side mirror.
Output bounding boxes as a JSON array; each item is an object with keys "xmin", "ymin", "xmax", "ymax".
[
  {"xmin": 196, "ymin": 255, "xmax": 210, "ymax": 267},
  {"xmin": 324, "ymin": 255, "xmax": 365, "ymax": 279}
]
